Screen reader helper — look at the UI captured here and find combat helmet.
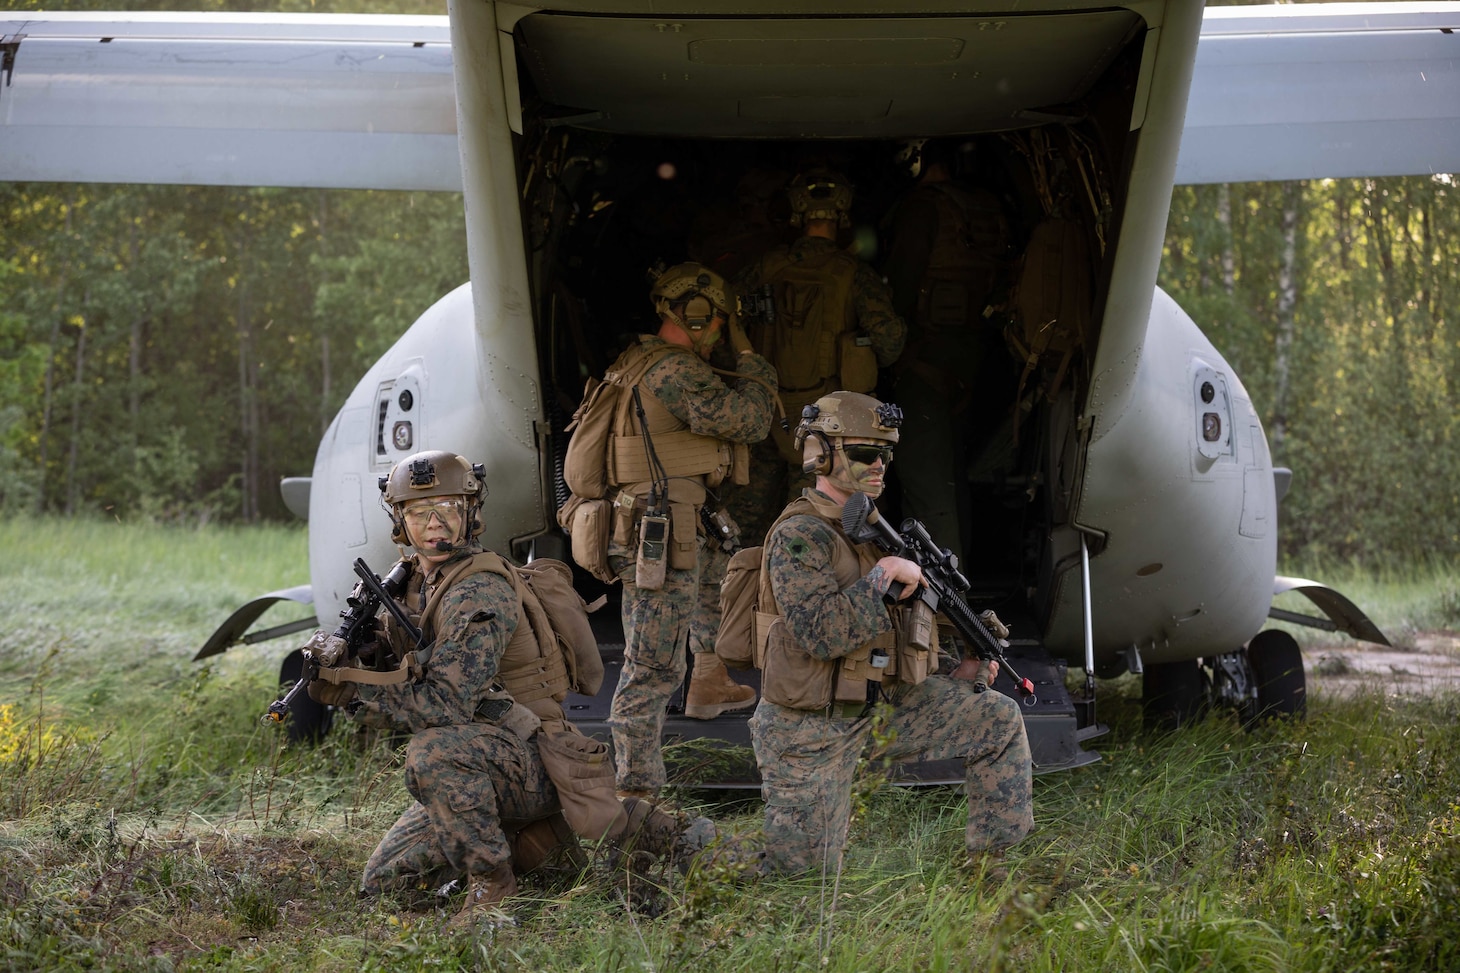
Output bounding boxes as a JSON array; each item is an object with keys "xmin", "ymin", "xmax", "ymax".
[
  {"xmin": 793, "ymin": 391, "xmax": 902, "ymax": 451},
  {"xmin": 379, "ymin": 450, "xmax": 487, "ymax": 544},
  {"xmin": 650, "ymin": 262, "xmax": 733, "ymax": 355},
  {"xmin": 893, "ymin": 138, "xmax": 930, "ymax": 179},
  {"xmin": 787, "ymin": 168, "xmax": 854, "ymax": 229}
]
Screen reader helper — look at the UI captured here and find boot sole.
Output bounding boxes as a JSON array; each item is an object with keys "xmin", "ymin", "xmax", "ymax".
[{"xmin": 684, "ymin": 697, "xmax": 757, "ymax": 720}]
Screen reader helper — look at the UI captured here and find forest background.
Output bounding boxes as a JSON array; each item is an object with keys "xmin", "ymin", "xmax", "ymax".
[{"xmin": 1, "ymin": 0, "xmax": 1457, "ymax": 569}]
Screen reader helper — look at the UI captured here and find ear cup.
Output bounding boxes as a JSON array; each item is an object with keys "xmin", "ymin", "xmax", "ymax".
[{"xmin": 802, "ymin": 432, "xmax": 834, "ymax": 476}]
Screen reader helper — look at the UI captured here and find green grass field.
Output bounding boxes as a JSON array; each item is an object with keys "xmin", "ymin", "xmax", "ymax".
[{"xmin": 4, "ymin": 518, "xmax": 1460, "ymax": 971}]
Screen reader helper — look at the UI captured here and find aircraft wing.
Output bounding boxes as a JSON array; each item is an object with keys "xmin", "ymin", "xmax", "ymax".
[
  {"xmin": 4, "ymin": 5, "xmax": 1459, "ymax": 191},
  {"xmin": 1176, "ymin": 2, "xmax": 1460, "ymax": 184},
  {"xmin": 0, "ymin": 11, "xmax": 459, "ymax": 191}
]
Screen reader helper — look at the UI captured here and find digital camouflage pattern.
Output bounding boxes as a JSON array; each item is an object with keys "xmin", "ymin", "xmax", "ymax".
[
  {"xmin": 605, "ymin": 337, "xmax": 777, "ymax": 793},
  {"xmin": 744, "ymin": 493, "xmax": 1033, "ymax": 873},
  {"xmin": 689, "ymin": 542, "xmax": 732, "ymax": 658},
  {"xmin": 631, "ymin": 336, "xmax": 777, "ymax": 443},
  {"xmin": 353, "ymin": 547, "xmax": 562, "ymax": 890}
]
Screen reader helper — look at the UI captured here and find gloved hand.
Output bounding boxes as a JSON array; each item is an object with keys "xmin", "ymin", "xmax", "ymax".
[
  {"xmin": 727, "ymin": 315, "xmax": 754, "ymax": 356},
  {"xmin": 307, "ymin": 671, "xmax": 359, "ymax": 708}
]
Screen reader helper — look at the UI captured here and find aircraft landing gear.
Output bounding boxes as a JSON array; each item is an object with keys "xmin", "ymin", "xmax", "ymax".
[
  {"xmin": 1141, "ymin": 660, "xmax": 1209, "ymax": 731},
  {"xmin": 1247, "ymin": 629, "xmax": 1307, "ymax": 720},
  {"xmin": 278, "ymin": 648, "xmax": 333, "ymax": 744}
]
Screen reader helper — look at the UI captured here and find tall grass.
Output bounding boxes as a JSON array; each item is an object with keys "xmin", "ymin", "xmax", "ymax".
[{"xmin": 4, "ymin": 518, "xmax": 1460, "ymax": 971}]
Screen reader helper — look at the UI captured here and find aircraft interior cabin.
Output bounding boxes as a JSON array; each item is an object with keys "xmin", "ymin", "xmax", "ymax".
[{"xmin": 505, "ymin": 7, "xmax": 1150, "ymax": 622}]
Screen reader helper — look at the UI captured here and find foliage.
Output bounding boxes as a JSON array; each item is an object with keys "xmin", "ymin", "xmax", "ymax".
[
  {"xmin": 0, "ymin": 182, "xmax": 467, "ymax": 523},
  {"xmin": 2, "ymin": 518, "xmax": 1460, "ymax": 970},
  {"xmin": 1162, "ymin": 177, "xmax": 1460, "ymax": 567}
]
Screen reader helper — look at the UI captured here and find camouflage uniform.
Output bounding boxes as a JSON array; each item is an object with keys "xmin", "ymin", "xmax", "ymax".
[
  {"xmin": 733, "ymin": 236, "xmax": 907, "ymax": 536},
  {"xmin": 746, "ymin": 489, "xmax": 1033, "ymax": 874},
  {"xmin": 606, "ymin": 335, "xmax": 776, "ymax": 793},
  {"xmin": 353, "ymin": 545, "xmax": 560, "ymax": 892}
]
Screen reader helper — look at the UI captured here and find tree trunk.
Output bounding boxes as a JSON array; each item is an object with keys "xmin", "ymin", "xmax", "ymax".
[
  {"xmin": 236, "ymin": 248, "xmax": 259, "ymax": 523},
  {"xmin": 317, "ymin": 191, "xmax": 333, "ymax": 434},
  {"xmin": 1217, "ymin": 183, "xmax": 1235, "ymax": 296},
  {"xmin": 1271, "ymin": 181, "xmax": 1303, "ymax": 461},
  {"xmin": 64, "ymin": 310, "xmax": 88, "ymax": 516},
  {"xmin": 37, "ymin": 198, "xmax": 73, "ymax": 513}
]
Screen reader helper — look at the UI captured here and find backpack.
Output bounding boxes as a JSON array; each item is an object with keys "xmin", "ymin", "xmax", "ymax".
[
  {"xmin": 560, "ymin": 340, "xmax": 679, "ymax": 500},
  {"xmin": 504, "ymin": 556, "xmax": 607, "ymax": 698},
  {"xmin": 429, "ymin": 553, "xmax": 606, "ymax": 697},
  {"xmin": 714, "ymin": 500, "xmax": 816, "ymax": 670}
]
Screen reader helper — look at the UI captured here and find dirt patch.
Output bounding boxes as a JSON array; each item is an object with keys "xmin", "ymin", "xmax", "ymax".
[{"xmin": 1304, "ymin": 632, "xmax": 1460, "ymax": 697}]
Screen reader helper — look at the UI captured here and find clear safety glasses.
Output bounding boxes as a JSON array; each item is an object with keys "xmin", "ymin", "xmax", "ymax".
[{"xmin": 400, "ymin": 498, "xmax": 466, "ymax": 528}]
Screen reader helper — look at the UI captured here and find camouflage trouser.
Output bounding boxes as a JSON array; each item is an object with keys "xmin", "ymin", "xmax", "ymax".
[
  {"xmin": 607, "ymin": 553, "xmax": 699, "ymax": 793},
  {"xmin": 748, "ymin": 675, "xmax": 1033, "ymax": 873},
  {"xmin": 361, "ymin": 723, "xmax": 559, "ymax": 892},
  {"xmin": 689, "ymin": 544, "xmax": 731, "ymax": 658}
]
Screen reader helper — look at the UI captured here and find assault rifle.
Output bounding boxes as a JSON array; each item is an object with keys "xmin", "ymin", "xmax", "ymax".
[
  {"xmin": 263, "ymin": 558, "xmax": 422, "ymax": 724},
  {"xmin": 840, "ymin": 492, "xmax": 1035, "ymax": 701}
]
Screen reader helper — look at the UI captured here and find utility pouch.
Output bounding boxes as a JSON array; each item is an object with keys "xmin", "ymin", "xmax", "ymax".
[
  {"xmin": 838, "ymin": 332, "xmax": 879, "ymax": 393},
  {"xmin": 635, "ymin": 514, "xmax": 669, "ymax": 590},
  {"xmin": 535, "ymin": 728, "xmax": 628, "ymax": 841},
  {"xmin": 760, "ymin": 618, "xmax": 834, "ymax": 711},
  {"xmin": 835, "ymin": 645, "xmax": 889, "ymax": 703},
  {"xmin": 668, "ymin": 502, "xmax": 698, "ymax": 571},
  {"xmin": 730, "ymin": 442, "xmax": 750, "ymax": 486},
  {"xmin": 560, "ymin": 495, "xmax": 615, "ymax": 584},
  {"xmin": 894, "ymin": 601, "xmax": 934, "ymax": 687}
]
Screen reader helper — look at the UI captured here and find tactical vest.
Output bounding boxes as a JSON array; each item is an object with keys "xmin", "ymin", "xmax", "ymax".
[
  {"xmin": 603, "ymin": 340, "xmax": 735, "ymax": 497},
  {"xmin": 914, "ymin": 183, "xmax": 1009, "ymax": 330},
  {"xmin": 754, "ymin": 246, "xmax": 861, "ymax": 394},
  {"xmin": 753, "ymin": 247, "xmax": 878, "ymax": 464},
  {"xmin": 755, "ymin": 493, "xmax": 906, "ymax": 712},
  {"xmin": 405, "ymin": 552, "xmax": 573, "ymax": 721}
]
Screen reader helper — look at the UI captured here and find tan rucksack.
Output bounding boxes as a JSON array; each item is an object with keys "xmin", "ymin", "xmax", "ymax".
[
  {"xmin": 424, "ymin": 552, "xmax": 606, "ymax": 697},
  {"xmin": 560, "ymin": 340, "xmax": 680, "ymax": 500}
]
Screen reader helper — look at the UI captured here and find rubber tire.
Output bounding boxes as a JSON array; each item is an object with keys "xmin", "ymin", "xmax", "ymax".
[
  {"xmin": 1247, "ymin": 630, "xmax": 1307, "ymax": 721},
  {"xmin": 279, "ymin": 649, "xmax": 334, "ymax": 744},
  {"xmin": 1142, "ymin": 660, "xmax": 1209, "ymax": 731}
]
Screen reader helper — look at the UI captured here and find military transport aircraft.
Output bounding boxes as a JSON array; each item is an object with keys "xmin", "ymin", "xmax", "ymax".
[{"xmin": 5, "ymin": 2, "xmax": 1458, "ymax": 773}]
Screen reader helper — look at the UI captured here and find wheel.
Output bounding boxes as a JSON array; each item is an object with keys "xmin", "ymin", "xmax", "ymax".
[
  {"xmin": 1142, "ymin": 659, "xmax": 1209, "ymax": 731},
  {"xmin": 1247, "ymin": 630, "xmax": 1306, "ymax": 721},
  {"xmin": 278, "ymin": 649, "xmax": 334, "ymax": 744}
]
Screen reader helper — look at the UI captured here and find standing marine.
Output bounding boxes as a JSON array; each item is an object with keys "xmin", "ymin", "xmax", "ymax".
[
  {"xmin": 572, "ymin": 263, "xmax": 779, "ymax": 798},
  {"xmin": 306, "ymin": 450, "xmax": 697, "ymax": 927},
  {"xmin": 740, "ymin": 392, "xmax": 1034, "ymax": 875},
  {"xmin": 732, "ymin": 168, "xmax": 906, "ymax": 544}
]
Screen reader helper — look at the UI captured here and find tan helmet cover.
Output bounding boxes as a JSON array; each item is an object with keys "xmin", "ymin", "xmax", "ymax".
[
  {"xmin": 787, "ymin": 168, "xmax": 854, "ymax": 229},
  {"xmin": 793, "ymin": 391, "xmax": 903, "ymax": 452},
  {"xmin": 379, "ymin": 450, "xmax": 487, "ymax": 542},
  {"xmin": 650, "ymin": 262, "xmax": 732, "ymax": 325}
]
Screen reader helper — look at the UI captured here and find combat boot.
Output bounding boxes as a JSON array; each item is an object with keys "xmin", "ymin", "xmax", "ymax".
[
  {"xmin": 447, "ymin": 863, "xmax": 518, "ymax": 930},
  {"xmin": 684, "ymin": 652, "xmax": 757, "ymax": 719},
  {"xmin": 510, "ymin": 812, "xmax": 586, "ymax": 876},
  {"xmin": 613, "ymin": 797, "xmax": 717, "ymax": 870}
]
